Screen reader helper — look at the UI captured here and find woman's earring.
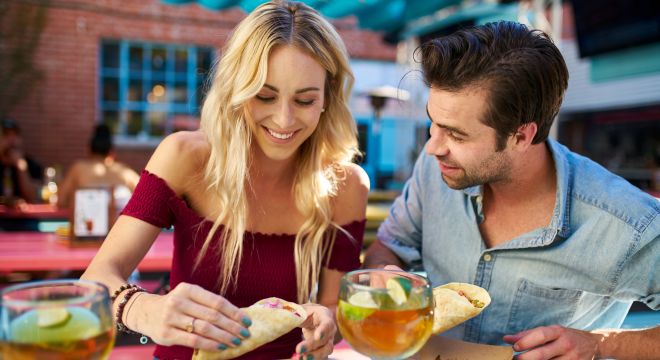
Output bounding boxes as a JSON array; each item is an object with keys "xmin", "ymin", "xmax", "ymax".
[{"xmin": 321, "ymin": 108, "xmax": 325, "ymax": 113}]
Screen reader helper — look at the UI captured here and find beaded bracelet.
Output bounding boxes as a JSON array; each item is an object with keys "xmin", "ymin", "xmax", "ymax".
[
  {"xmin": 111, "ymin": 283, "xmax": 144, "ymax": 302},
  {"xmin": 115, "ymin": 287, "xmax": 146, "ymax": 334}
]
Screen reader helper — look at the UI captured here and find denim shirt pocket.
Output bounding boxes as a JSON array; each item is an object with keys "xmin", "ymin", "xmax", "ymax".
[{"xmin": 507, "ymin": 279, "xmax": 582, "ymax": 334}]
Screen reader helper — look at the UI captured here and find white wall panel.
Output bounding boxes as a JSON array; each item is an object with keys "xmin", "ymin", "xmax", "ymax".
[{"xmin": 560, "ymin": 40, "xmax": 660, "ymax": 114}]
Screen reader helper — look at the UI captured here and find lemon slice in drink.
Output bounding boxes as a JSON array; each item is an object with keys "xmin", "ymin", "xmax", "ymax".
[
  {"xmin": 37, "ymin": 307, "xmax": 71, "ymax": 328},
  {"xmin": 386, "ymin": 277, "xmax": 412, "ymax": 306}
]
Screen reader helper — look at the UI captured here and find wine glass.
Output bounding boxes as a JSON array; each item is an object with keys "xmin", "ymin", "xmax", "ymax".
[
  {"xmin": 337, "ymin": 269, "xmax": 434, "ymax": 359},
  {"xmin": 1, "ymin": 279, "xmax": 116, "ymax": 359}
]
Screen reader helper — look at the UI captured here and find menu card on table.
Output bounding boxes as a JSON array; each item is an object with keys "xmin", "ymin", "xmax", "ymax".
[{"xmin": 71, "ymin": 187, "xmax": 114, "ymax": 245}]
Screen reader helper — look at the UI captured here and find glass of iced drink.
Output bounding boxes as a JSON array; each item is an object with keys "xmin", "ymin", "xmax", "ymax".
[
  {"xmin": 1, "ymin": 279, "xmax": 115, "ymax": 359},
  {"xmin": 337, "ymin": 269, "xmax": 434, "ymax": 360}
]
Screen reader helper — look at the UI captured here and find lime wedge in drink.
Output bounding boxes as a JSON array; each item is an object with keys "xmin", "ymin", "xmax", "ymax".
[
  {"xmin": 10, "ymin": 307, "xmax": 102, "ymax": 343},
  {"xmin": 37, "ymin": 307, "xmax": 71, "ymax": 328},
  {"xmin": 339, "ymin": 301, "xmax": 375, "ymax": 322},
  {"xmin": 386, "ymin": 276, "xmax": 412, "ymax": 306},
  {"xmin": 348, "ymin": 291, "xmax": 379, "ymax": 308},
  {"xmin": 339, "ymin": 291, "xmax": 379, "ymax": 321}
]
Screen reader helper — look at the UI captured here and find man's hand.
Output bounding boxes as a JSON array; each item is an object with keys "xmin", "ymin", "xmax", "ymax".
[
  {"xmin": 505, "ymin": 324, "xmax": 660, "ymax": 360},
  {"xmin": 504, "ymin": 325, "xmax": 603, "ymax": 360},
  {"xmin": 5, "ymin": 148, "xmax": 25, "ymax": 167},
  {"xmin": 363, "ymin": 239, "xmax": 405, "ymax": 269}
]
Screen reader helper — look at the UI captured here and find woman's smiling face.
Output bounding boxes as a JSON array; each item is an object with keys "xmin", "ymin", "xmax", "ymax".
[{"xmin": 246, "ymin": 45, "xmax": 326, "ymax": 162}]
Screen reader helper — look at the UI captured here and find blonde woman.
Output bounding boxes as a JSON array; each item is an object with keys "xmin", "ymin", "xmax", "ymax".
[{"xmin": 81, "ymin": 1, "xmax": 369, "ymax": 359}]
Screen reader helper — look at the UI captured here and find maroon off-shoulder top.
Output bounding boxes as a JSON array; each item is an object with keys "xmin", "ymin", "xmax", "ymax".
[{"xmin": 121, "ymin": 171, "xmax": 366, "ymax": 360}]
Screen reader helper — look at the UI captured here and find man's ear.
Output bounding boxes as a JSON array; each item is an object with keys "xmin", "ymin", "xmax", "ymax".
[{"xmin": 512, "ymin": 122, "xmax": 538, "ymax": 149}]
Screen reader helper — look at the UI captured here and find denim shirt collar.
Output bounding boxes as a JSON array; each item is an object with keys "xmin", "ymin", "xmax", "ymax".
[
  {"xmin": 459, "ymin": 138, "xmax": 572, "ymax": 248},
  {"xmin": 547, "ymin": 138, "xmax": 572, "ymax": 239}
]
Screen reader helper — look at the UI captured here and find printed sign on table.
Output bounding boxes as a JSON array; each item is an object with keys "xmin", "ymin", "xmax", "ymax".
[{"xmin": 72, "ymin": 188, "xmax": 112, "ymax": 241}]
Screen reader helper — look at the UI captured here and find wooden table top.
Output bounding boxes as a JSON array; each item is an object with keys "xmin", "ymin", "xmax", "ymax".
[{"xmin": 0, "ymin": 231, "xmax": 173, "ymax": 272}]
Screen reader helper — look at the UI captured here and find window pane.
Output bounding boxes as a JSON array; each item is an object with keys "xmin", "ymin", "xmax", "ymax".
[
  {"xmin": 175, "ymin": 48, "xmax": 188, "ymax": 73},
  {"xmin": 126, "ymin": 111, "xmax": 144, "ymax": 136},
  {"xmin": 148, "ymin": 112, "xmax": 167, "ymax": 137},
  {"xmin": 147, "ymin": 82, "xmax": 167, "ymax": 104},
  {"xmin": 103, "ymin": 111, "xmax": 119, "ymax": 134},
  {"xmin": 128, "ymin": 79, "xmax": 143, "ymax": 102},
  {"xmin": 173, "ymin": 80, "xmax": 187, "ymax": 104},
  {"xmin": 129, "ymin": 46, "xmax": 143, "ymax": 73},
  {"xmin": 197, "ymin": 48, "xmax": 213, "ymax": 75},
  {"xmin": 101, "ymin": 42, "xmax": 217, "ymax": 140},
  {"xmin": 102, "ymin": 77, "xmax": 119, "ymax": 102},
  {"xmin": 151, "ymin": 47, "xmax": 167, "ymax": 73},
  {"xmin": 102, "ymin": 43, "xmax": 119, "ymax": 69}
]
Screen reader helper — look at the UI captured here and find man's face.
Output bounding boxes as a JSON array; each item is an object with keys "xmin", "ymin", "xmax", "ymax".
[
  {"xmin": 0, "ymin": 129, "xmax": 21, "ymax": 165},
  {"xmin": 425, "ymin": 87, "xmax": 512, "ymax": 189},
  {"xmin": 1, "ymin": 129, "xmax": 21, "ymax": 154}
]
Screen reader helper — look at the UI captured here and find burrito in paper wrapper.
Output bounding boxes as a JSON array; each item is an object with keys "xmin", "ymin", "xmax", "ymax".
[
  {"xmin": 193, "ymin": 297, "xmax": 307, "ymax": 360},
  {"xmin": 432, "ymin": 282, "xmax": 491, "ymax": 334}
]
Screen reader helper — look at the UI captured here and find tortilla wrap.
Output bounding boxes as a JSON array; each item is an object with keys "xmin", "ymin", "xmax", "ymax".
[
  {"xmin": 432, "ymin": 282, "xmax": 491, "ymax": 334},
  {"xmin": 193, "ymin": 297, "xmax": 307, "ymax": 360}
]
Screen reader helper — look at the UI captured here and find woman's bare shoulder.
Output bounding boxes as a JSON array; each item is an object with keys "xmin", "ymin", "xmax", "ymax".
[
  {"xmin": 145, "ymin": 131, "xmax": 210, "ymax": 195},
  {"xmin": 333, "ymin": 162, "xmax": 370, "ymax": 223},
  {"xmin": 159, "ymin": 131, "xmax": 209, "ymax": 154}
]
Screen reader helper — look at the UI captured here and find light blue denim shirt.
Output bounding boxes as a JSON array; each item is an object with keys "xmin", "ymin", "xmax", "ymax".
[{"xmin": 377, "ymin": 139, "xmax": 660, "ymax": 345}]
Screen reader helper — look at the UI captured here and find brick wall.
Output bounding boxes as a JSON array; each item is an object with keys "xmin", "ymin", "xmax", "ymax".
[{"xmin": 3, "ymin": 0, "xmax": 396, "ymax": 175}]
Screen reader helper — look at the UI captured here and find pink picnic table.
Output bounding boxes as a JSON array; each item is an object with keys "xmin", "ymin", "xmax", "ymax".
[{"xmin": 0, "ymin": 231, "xmax": 173, "ymax": 272}]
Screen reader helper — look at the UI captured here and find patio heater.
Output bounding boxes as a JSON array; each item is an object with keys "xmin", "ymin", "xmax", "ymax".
[{"xmin": 366, "ymin": 85, "xmax": 410, "ymax": 189}]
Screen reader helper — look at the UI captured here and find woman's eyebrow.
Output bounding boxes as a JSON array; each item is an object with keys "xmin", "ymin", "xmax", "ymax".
[
  {"xmin": 295, "ymin": 87, "xmax": 320, "ymax": 94},
  {"xmin": 262, "ymin": 84, "xmax": 320, "ymax": 94}
]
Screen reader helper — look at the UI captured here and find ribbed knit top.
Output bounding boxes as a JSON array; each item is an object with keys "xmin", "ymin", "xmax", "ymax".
[{"xmin": 121, "ymin": 170, "xmax": 366, "ymax": 359}]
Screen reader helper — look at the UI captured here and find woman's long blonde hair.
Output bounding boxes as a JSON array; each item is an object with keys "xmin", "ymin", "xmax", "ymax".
[{"xmin": 197, "ymin": 0, "xmax": 359, "ymax": 303}]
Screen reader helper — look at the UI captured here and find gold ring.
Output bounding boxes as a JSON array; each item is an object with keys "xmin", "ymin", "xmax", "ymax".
[{"xmin": 186, "ymin": 318, "xmax": 196, "ymax": 333}]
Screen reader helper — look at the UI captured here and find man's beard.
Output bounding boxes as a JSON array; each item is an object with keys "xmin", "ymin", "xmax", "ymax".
[{"xmin": 440, "ymin": 151, "xmax": 511, "ymax": 190}]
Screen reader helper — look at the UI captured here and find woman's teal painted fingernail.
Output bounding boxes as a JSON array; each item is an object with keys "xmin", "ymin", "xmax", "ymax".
[
  {"xmin": 300, "ymin": 346, "xmax": 307, "ymax": 354},
  {"xmin": 232, "ymin": 337, "xmax": 241, "ymax": 345},
  {"xmin": 242, "ymin": 317, "xmax": 252, "ymax": 327},
  {"xmin": 217, "ymin": 343, "xmax": 227, "ymax": 350},
  {"xmin": 307, "ymin": 354, "xmax": 314, "ymax": 360},
  {"xmin": 240, "ymin": 328, "xmax": 250, "ymax": 338}
]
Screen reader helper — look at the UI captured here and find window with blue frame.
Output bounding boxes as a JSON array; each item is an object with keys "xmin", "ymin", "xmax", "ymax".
[{"xmin": 100, "ymin": 40, "xmax": 215, "ymax": 141}]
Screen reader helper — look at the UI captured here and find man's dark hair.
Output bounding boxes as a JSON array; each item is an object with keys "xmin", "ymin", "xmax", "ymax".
[
  {"xmin": 90, "ymin": 124, "xmax": 113, "ymax": 156},
  {"xmin": 1, "ymin": 118, "xmax": 20, "ymax": 135},
  {"xmin": 419, "ymin": 21, "xmax": 568, "ymax": 149}
]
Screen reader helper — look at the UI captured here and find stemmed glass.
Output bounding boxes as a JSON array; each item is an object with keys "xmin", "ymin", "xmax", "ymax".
[
  {"xmin": 1, "ymin": 279, "xmax": 116, "ymax": 359},
  {"xmin": 337, "ymin": 269, "xmax": 434, "ymax": 359}
]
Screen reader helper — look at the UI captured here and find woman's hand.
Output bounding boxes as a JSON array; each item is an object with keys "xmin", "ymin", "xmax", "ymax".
[
  {"xmin": 128, "ymin": 282, "xmax": 253, "ymax": 352},
  {"xmin": 295, "ymin": 303, "xmax": 337, "ymax": 360}
]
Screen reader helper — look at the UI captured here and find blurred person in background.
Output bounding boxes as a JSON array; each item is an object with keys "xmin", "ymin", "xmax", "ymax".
[
  {"xmin": 57, "ymin": 123, "xmax": 139, "ymax": 210},
  {"xmin": 364, "ymin": 21, "xmax": 659, "ymax": 360},
  {"xmin": 0, "ymin": 117, "xmax": 43, "ymax": 205},
  {"xmin": 81, "ymin": 1, "xmax": 369, "ymax": 359}
]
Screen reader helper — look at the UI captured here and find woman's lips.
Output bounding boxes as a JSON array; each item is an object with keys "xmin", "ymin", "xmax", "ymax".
[{"xmin": 262, "ymin": 126, "xmax": 298, "ymax": 144}]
